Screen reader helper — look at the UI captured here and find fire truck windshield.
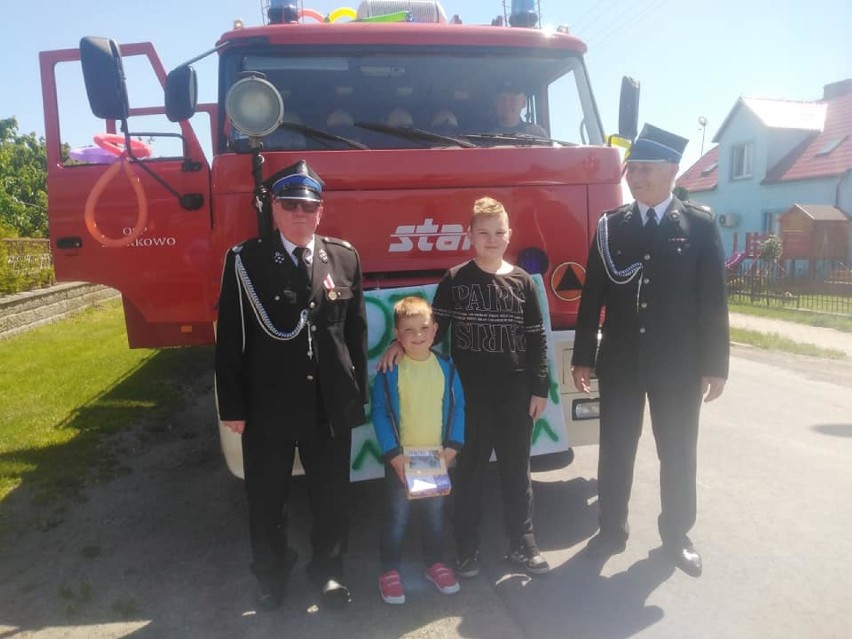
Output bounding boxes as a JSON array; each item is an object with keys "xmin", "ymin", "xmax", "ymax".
[{"xmin": 221, "ymin": 46, "xmax": 603, "ymax": 152}]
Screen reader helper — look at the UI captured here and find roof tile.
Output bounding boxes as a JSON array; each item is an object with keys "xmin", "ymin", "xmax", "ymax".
[
  {"xmin": 676, "ymin": 146, "xmax": 719, "ymax": 192},
  {"xmin": 765, "ymin": 93, "xmax": 852, "ymax": 183}
]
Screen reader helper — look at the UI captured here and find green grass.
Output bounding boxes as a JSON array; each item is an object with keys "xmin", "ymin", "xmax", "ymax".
[
  {"xmin": 729, "ymin": 301, "xmax": 852, "ymax": 333},
  {"xmin": 0, "ymin": 299, "xmax": 212, "ymax": 505},
  {"xmin": 730, "ymin": 327, "xmax": 847, "ymax": 359}
]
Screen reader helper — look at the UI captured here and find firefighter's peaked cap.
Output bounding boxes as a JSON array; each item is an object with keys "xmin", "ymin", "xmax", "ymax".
[
  {"xmin": 267, "ymin": 160, "xmax": 325, "ymax": 202},
  {"xmin": 627, "ymin": 124, "xmax": 688, "ymax": 164}
]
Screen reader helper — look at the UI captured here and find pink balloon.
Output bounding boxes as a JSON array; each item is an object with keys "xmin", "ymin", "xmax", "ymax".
[
  {"xmin": 299, "ymin": 8, "xmax": 325, "ymax": 22},
  {"xmin": 69, "ymin": 146, "xmax": 120, "ymax": 164}
]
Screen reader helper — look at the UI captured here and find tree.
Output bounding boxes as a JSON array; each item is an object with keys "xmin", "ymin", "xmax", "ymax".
[
  {"xmin": 758, "ymin": 234, "xmax": 785, "ymax": 277},
  {"xmin": 0, "ymin": 117, "xmax": 49, "ymax": 238}
]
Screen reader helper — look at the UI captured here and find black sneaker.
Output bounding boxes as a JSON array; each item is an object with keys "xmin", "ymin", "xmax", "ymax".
[
  {"xmin": 506, "ymin": 547, "xmax": 551, "ymax": 575},
  {"xmin": 456, "ymin": 551, "xmax": 481, "ymax": 578}
]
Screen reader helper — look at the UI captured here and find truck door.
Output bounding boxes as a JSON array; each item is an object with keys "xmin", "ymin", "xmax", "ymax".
[{"xmin": 40, "ymin": 43, "xmax": 215, "ymax": 348}]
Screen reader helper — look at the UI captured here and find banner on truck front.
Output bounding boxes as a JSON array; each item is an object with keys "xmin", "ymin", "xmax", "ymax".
[{"xmin": 351, "ymin": 275, "xmax": 568, "ymax": 481}]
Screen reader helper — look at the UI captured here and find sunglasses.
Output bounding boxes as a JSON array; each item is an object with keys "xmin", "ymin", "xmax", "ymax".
[{"xmin": 279, "ymin": 200, "xmax": 321, "ymax": 213}]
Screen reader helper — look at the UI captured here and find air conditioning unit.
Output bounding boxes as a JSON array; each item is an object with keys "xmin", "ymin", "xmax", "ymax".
[{"xmin": 718, "ymin": 213, "xmax": 740, "ymax": 228}]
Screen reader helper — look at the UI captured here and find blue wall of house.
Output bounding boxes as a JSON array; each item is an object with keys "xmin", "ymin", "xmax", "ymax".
[{"xmin": 683, "ymin": 110, "xmax": 850, "ymax": 260}]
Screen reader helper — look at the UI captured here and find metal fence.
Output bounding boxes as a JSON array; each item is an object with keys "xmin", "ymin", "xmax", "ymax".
[
  {"xmin": 4, "ymin": 239, "xmax": 53, "ymax": 274},
  {"xmin": 728, "ymin": 273, "xmax": 852, "ymax": 315},
  {"xmin": 1, "ymin": 238, "xmax": 55, "ymax": 295}
]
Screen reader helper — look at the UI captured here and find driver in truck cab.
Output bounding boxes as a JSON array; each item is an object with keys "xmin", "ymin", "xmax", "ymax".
[{"xmin": 489, "ymin": 79, "xmax": 549, "ymax": 138}]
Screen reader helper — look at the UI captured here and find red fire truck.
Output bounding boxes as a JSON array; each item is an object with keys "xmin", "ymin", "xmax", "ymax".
[{"xmin": 39, "ymin": 0, "xmax": 639, "ymax": 463}]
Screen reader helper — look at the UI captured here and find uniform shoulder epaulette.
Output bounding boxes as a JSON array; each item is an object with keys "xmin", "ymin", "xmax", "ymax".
[
  {"xmin": 683, "ymin": 201, "xmax": 715, "ymax": 219},
  {"xmin": 322, "ymin": 236, "xmax": 355, "ymax": 251},
  {"xmin": 603, "ymin": 203, "xmax": 632, "ymax": 218},
  {"xmin": 230, "ymin": 237, "xmax": 263, "ymax": 255}
]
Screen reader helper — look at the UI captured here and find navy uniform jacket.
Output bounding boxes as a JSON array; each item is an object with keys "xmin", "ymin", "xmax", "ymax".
[
  {"xmin": 571, "ymin": 198, "xmax": 729, "ymax": 383},
  {"xmin": 215, "ymin": 233, "xmax": 368, "ymax": 440}
]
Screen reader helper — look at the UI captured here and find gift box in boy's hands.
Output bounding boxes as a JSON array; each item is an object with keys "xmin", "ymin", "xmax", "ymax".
[{"xmin": 404, "ymin": 448, "xmax": 451, "ymax": 500}]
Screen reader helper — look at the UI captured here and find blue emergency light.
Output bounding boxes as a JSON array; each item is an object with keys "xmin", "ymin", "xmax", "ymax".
[
  {"xmin": 268, "ymin": 0, "xmax": 299, "ymax": 25},
  {"xmin": 510, "ymin": 0, "xmax": 538, "ymax": 28}
]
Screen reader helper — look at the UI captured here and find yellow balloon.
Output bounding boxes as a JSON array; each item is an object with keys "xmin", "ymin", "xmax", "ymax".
[{"xmin": 328, "ymin": 7, "xmax": 357, "ymax": 22}]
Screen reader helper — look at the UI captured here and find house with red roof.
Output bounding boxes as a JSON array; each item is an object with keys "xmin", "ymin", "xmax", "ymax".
[{"xmin": 677, "ymin": 80, "xmax": 852, "ymax": 267}]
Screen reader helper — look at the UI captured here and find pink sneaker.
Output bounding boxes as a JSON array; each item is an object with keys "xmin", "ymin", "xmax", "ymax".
[
  {"xmin": 424, "ymin": 562, "xmax": 460, "ymax": 594},
  {"xmin": 379, "ymin": 570, "xmax": 405, "ymax": 604}
]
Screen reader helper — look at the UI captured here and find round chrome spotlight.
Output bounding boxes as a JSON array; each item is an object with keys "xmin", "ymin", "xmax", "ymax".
[{"xmin": 225, "ymin": 76, "xmax": 284, "ymax": 138}]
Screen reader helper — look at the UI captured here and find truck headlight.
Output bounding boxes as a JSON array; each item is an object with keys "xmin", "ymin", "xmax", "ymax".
[
  {"xmin": 572, "ymin": 398, "xmax": 600, "ymax": 420},
  {"xmin": 225, "ymin": 76, "xmax": 284, "ymax": 138}
]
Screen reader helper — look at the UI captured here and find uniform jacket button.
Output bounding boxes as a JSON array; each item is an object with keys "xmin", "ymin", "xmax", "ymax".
[
  {"xmin": 311, "ymin": 325, "xmax": 317, "ymax": 332},
  {"xmin": 639, "ymin": 327, "xmax": 646, "ymax": 334},
  {"xmin": 641, "ymin": 302, "xmax": 648, "ymax": 309},
  {"xmin": 643, "ymin": 277, "xmax": 650, "ymax": 284},
  {"xmin": 309, "ymin": 302, "xmax": 316, "ymax": 309},
  {"xmin": 306, "ymin": 374, "xmax": 314, "ymax": 381},
  {"xmin": 644, "ymin": 253, "xmax": 651, "ymax": 260}
]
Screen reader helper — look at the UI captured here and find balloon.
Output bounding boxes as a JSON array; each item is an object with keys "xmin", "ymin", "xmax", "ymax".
[
  {"xmin": 93, "ymin": 133, "xmax": 152, "ymax": 159},
  {"xmin": 298, "ymin": 8, "xmax": 324, "ymax": 22},
  {"xmin": 69, "ymin": 146, "xmax": 121, "ymax": 164},
  {"xmin": 328, "ymin": 7, "xmax": 356, "ymax": 22},
  {"xmin": 84, "ymin": 155, "xmax": 149, "ymax": 248}
]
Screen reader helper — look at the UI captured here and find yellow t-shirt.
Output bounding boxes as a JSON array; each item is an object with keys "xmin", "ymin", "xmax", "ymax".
[{"xmin": 398, "ymin": 353, "xmax": 444, "ymax": 448}]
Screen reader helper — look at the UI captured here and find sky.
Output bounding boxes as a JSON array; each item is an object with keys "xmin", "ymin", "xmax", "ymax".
[{"xmin": 2, "ymin": 0, "xmax": 850, "ymax": 174}]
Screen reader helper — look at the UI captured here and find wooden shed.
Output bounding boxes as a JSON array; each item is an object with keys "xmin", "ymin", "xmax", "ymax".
[{"xmin": 778, "ymin": 204, "xmax": 850, "ymax": 260}]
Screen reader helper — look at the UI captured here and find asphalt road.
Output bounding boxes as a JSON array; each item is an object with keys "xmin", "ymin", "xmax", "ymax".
[{"xmin": 1, "ymin": 345, "xmax": 851, "ymax": 638}]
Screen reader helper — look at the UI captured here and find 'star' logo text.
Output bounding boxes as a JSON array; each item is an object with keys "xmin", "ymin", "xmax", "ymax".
[{"xmin": 389, "ymin": 218, "xmax": 471, "ymax": 253}]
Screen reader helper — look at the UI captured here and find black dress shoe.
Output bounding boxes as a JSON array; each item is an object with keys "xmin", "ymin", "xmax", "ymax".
[
  {"xmin": 321, "ymin": 578, "xmax": 352, "ymax": 608},
  {"xmin": 253, "ymin": 547, "xmax": 298, "ymax": 611},
  {"xmin": 583, "ymin": 532, "xmax": 627, "ymax": 559},
  {"xmin": 668, "ymin": 544, "xmax": 702, "ymax": 577}
]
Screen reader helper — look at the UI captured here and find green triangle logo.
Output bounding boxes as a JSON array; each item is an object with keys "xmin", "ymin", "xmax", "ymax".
[{"xmin": 352, "ymin": 439, "xmax": 383, "ymax": 470}]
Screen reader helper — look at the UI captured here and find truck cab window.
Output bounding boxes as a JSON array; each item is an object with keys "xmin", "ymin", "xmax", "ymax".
[{"xmin": 221, "ymin": 47, "xmax": 602, "ymax": 152}]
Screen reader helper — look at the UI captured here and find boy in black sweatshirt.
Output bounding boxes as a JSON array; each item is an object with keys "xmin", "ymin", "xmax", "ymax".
[{"xmin": 381, "ymin": 196, "xmax": 551, "ymax": 577}]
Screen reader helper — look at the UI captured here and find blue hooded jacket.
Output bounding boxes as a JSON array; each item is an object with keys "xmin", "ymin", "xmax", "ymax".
[{"xmin": 371, "ymin": 352, "xmax": 465, "ymax": 462}]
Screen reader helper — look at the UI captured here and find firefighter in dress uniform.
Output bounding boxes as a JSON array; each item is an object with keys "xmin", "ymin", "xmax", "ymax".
[
  {"xmin": 571, "ymin": 125, "xmax": 730, "ymax": 578},
  {"xmin": 215, "ymin": 161, "xmax": 368, "ymax": 609}
]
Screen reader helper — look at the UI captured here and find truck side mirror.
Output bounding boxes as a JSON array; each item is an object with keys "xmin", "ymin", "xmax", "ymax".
[
  {"xmin": 618, "ymin": 76, "xmax": 640, "ymax": 142},
  {"xmin": 79, "ymin": 37, "xmax": 130, "ymax": 121},
  {"xmin": 165, "ymin": 65, "xmax": 198, "ymax": 122}
]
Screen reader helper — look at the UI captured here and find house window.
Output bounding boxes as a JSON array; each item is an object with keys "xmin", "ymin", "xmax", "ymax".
[
  {"xmin": 762, "ymin": 211, "xmax": 778, "ymax": 233},
  {"xmin": 701, "ymin": 161, "xmax": 718, "ymax": 176},
  {"xmin": 815, "ymin": 135, "xmax": 847, "ymax": 157},
  {"xmin": 731, "ymin": 142, "xmax": 753, "ymax": 180}
]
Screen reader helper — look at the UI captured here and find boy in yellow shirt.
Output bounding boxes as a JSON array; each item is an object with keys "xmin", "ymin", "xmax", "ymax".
[{"xmin": 371, "ymin": 297, "xmax": 465, "ymax": 604}]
